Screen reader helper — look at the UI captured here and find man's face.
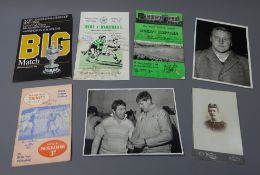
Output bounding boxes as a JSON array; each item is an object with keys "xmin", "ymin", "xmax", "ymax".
[
  {"xmin": 138, "ymin": 99, "xmax": 151, "ymax": 112},
  {"xmin": 210, "ymin": 30, "xmax": 232, "ymax": 53},
  {"xmin": 113, "ymin": 105, "xmax": 126, "ymax": 120},
  {"xmin": 208, "ymin": 107, "xmax": 219, "ymax": 120}
]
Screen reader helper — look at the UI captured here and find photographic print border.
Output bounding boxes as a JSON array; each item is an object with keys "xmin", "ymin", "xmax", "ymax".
[
  {"xmin": 192, "ymin": 18, "xmax": 253, "ymax": 89},
  {"xmin": 82, "ymin": 88, "xmax": 184, "ymax": 156},
  {"xmin": 192, "ymin": 88, "xmax": 245, "ymax": 165}
]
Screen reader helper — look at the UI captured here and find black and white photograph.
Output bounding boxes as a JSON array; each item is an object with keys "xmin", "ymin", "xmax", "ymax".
[
  {"xmin": 192, "ymin": 18, "xmax": 253, "ymax": 88},
  {"xmin": 192, "ymin": 88, "xmax": 244, "ymax": 164},
  {"xmin": 83, "ymin": 88, "xmax": 184, "ymax": 156},
  {"xmin": 134, "ymin": 41, "xmax": 184, "ymax": 62}
]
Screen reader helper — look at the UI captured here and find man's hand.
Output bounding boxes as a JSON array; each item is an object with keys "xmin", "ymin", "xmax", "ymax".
[
  {"xmin": 133, "ymin": 139, "xmax": 146, "ymax": 149},
  {"xmin": 127, "ymin": 140, "xmax": 134, "ymax": 149}
]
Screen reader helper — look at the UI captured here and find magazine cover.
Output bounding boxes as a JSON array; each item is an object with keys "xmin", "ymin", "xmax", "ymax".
[
  {"xmin": 83, "ymin": 88, "xmax": 183, "ymax": 156},
  {"xmin": 132, "ymin": 10, "xmax": 185, "ymax": 79},
  {"xmin": 192, "ymin": 88, "xmax": 244, "ymax": 164},
  {"xmin": 74, "ymin": 12, "xmax": 129, "ymax": 80},
  {"xmin": 192, "ymin": 18, "xmax": 253, "ymax": 88},
  {"xmin": 13, "ymin": 14, "xmax": 73, "ymax": 82},
  {"xmin": 12, "ymin": 84, "xmax": 72, "ymax": 167}
]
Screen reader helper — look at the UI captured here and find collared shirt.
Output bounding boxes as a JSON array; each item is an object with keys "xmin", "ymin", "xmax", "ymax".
[
  {"xmin": 91, "ymin": 114, "xmax": 134, "ymax": 154},
  {"xmin": 131, "ymin": 104, "xmax": 173, "ymax": 153},
  {"xmin": 213, "ymin": 49, "xmax": 230, "ymax": 63},
  {"xmin": 93, "ymin": 39, "xmax": 105, "ymax": 47}
]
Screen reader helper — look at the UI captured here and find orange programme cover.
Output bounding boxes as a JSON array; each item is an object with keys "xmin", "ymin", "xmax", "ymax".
[{"xmin": 12, "ymin": 84, "xmax": 72, "ymax": 167}]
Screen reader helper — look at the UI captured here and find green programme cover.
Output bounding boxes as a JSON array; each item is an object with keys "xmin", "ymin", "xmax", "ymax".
[{"xmin": 133, "ymin": 10, "xmax": 185, "ymax": 79}]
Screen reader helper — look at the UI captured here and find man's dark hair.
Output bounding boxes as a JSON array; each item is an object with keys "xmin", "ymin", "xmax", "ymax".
[
  {"xmin": 125, "ymin": 109, "xmax": 135, "ymax": 117},
  {"xmin": 87, "ymin": 106, "xmax": 99, "ymax": 116},
  {"xmin": 211, "ymin": 26, "xmax": 232, "ymax": 38},
  {"xmin": 208, "ymin": 103, "xmax": 219, "ymax": 111},
  {"xmin": 99, "ymin": 35, "xmax": 106, "ymax": 39},
  {"xmin": 111, "ymin": 99, "xmax": 126, "ymax": 111},
  {"xmin": 136, "ymin": 91, "xmax": 152, "ymax": 103}
]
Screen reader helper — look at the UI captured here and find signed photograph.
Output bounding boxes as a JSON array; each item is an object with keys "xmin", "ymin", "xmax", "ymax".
[
  {"xmin": 192, "ymin": 88, "xmax": 244, "ymax": 164},
  {"xmin": 83, "ymin": 88, "xmax": 184, "ymax": 156},
  {"xmin": 193, "ymin": 18, "xmax": 253, "ymax": 88}
]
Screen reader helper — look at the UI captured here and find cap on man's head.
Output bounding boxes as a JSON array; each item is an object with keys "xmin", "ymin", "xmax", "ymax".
[{"xmin": 208, "ymin": 103, "xmax": 219, "ymax": 110}]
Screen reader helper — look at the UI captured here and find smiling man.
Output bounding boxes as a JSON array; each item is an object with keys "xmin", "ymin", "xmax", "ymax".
[
  {"xmin": 194, "ymin": 26, "xmax": 250, "ymax": 86},
  {"xmin": 91, "ymin": 99, "xmax": 134, "ymax": 154}
]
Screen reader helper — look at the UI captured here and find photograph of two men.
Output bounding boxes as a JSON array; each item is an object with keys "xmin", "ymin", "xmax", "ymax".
[{"xmin": 83, "ymin": 88, "xmax": 183, "ymax": 156}]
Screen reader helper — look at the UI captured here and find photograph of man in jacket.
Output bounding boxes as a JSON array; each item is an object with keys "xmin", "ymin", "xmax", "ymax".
[
  {"xmin": 130, "ymin": 91, "xmax": 173, "ymax": 153},
  {"xmin": 194, "ymin": 19, "xmax": 252, "ymax": 87}
]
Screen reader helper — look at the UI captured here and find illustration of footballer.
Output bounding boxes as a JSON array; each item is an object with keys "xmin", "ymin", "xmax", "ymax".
[
  {"xmin": 103, "ymin": 37, "xmax": 121, "ymax": 63},
  {"xmin": 82, "ymin": 35, "xmax": 121, "ymax": 64},
  {"xmin": 89, "ymin": 35, "xmax": 107, "ymax": 59}
]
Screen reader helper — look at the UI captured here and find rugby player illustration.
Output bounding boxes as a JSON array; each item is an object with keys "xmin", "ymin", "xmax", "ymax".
[{"xmin": 81, "ymin": 35, "xmax": 122, "ymax": 65}]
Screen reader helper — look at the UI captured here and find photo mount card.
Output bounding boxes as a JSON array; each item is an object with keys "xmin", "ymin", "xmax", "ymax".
[
  {"xmin": 132, "ymin": 10, "xmax": 185, "ymax": 79},
  {"xmin": 192, "ymin": 18, "xmax": 253, "ymax": 88},
  {"xmin": 13, "ymin": 14, "xmax": 73, "ymax": 82},
  {"xmin": 12, "ymin": 84, "xmax": 72, "ymax": 167},
  {"xmin": 83, "ymin": 88, "xmax": 184, "ymax": 156},
  {"xmin": 192, "ymin": 88, "xmax": 244, "ymax": 164},
  {"xmin": 74, "ymin": 12, "xmax": 129, "ymax": 80}
]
